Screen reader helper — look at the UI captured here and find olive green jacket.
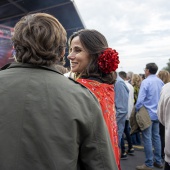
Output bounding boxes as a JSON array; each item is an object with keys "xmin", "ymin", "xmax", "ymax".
[
  {"xmin": 130, "ymin": 106, "xmax": 151, "ymax": 134},
  {"xmin": 0, "ymin": 63, "xmax": 118, "ymax": 170}
]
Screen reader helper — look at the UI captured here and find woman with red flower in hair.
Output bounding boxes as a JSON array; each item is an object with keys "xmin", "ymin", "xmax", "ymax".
[{"xmin": 67, "ymin": 29, "xmax": 121, "ymax": 170}]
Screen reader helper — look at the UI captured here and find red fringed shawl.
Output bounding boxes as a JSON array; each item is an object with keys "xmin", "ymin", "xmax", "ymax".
[{"xmin": 77, "ymin": 79, "xmax": 121, "ymax": 170}]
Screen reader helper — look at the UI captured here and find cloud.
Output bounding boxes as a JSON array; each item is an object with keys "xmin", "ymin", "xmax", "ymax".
[{"xmin": 74, "ymin": 0, "xmax": 170, "ymax": 73}]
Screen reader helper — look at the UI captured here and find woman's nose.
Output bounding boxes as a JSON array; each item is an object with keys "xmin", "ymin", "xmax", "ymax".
[{"xmin": 67, "ymin": 53, "xmax": 75, "ymax": 60}]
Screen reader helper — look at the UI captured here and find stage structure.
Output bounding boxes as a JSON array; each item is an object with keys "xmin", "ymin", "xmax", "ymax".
[
  {"xmin": 0, "ymin": 24, "xmax": 14, "ymax": 68},
  {"xmin": 0, "ymin": 0, "xmax": 85, "ymax": 68}
]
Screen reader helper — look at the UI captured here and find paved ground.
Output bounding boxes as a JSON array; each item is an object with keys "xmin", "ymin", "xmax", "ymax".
[{"xmin": 120, "ymin": 145, "xmax": 163, "ymax": 170}]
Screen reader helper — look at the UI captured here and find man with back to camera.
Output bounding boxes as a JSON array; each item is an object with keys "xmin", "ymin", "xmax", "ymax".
[
  {"xmin": 136, "ymin": 63, "xmax": 164, "ymax": 170},
  {"xmin": 119, "ymin": 71, "xmax": 134, "ymax": 159},
  {"xmin": 0, "ymin": 13, "xmax": 118, "ymax": 170},
  {"xmin": 114, "ymin": 72, "xmax": 129, "ymax": 149}
]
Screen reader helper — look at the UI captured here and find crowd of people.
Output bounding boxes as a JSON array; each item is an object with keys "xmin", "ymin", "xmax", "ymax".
[{"xmin": 0, "ymin": 12, "xmax": 170, "ymax": 170}]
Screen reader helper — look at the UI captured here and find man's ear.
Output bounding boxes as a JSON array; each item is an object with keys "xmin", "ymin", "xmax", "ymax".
[{"xmin": 61, "ymin": 48, "xmax": 65, "ymax": 57}]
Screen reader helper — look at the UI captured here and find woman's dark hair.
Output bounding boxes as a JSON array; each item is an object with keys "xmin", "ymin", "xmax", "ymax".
[
  {"xmin": 146, "ymin": 63, "xmax": 158, "ymax": 74},
  {"xmin": 68, "ymin": 29, "xmax": 115, "ymax": 84},
  {"xmin": 12, "ymin": 13, "xmax": 67, "ymax": 66}
]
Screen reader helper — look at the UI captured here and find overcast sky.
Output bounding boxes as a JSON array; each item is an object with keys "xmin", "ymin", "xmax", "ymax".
[{"xmin": 73, "ymin": 0, "xmax": 170, "ymax": 74}]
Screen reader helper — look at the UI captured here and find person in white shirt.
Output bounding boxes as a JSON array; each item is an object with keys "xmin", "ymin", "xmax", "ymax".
[
  {"xmin": 119, "ymin": 71, "xmax": 134, "ymax": 159},
  {"xmin": 157, "ymin": 82, "xmax": 170, "ymax": 170}
]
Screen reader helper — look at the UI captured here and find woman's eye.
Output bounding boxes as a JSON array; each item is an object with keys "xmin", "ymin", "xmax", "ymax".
[{"xmin": 75, "ymin": 48, "xmax": 81, "ymax": 52}]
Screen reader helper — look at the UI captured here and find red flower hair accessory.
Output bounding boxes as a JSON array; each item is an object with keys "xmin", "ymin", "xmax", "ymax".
[{"xmin": 97, "ymin": 48, "xmax": 120, "ymax": 73}]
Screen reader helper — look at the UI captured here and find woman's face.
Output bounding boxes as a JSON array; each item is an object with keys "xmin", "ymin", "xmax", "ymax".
[{"xmin": 67, "ymin": 36, "xmax": 90, "ymax": 73}]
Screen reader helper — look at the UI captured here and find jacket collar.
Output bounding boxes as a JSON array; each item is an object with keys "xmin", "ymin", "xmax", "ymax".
[{"xmin": 1, "ymin": 62, "xmax": 63, "ymax": 75}]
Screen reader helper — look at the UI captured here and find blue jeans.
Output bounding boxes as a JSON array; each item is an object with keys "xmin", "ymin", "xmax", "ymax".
[
  {"xmin": 142, "ymin": 120, "xmax": 162, "ymax": 167},
  {"xmin": 116, "ymin": 113, "xmax": 127, "ymax": 147}
]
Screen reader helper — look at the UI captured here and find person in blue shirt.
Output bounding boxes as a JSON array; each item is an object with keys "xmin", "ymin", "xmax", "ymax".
[
  {"xmin": 136, "ymin": 63, "xmax": 164, "ymax": 170},
  {"xmin": 114, "ymin": 72, "xmax": 129, "ymax": 150}
]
